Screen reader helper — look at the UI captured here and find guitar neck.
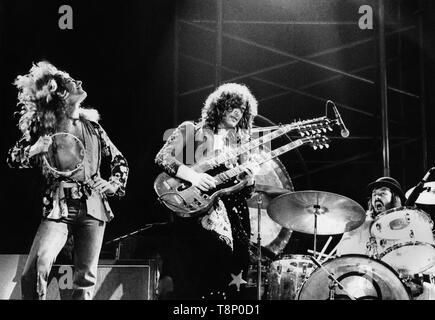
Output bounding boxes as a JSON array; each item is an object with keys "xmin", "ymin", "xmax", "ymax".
[
  {"xmin": 206, "ymin": 117, "xmax": 332, "ymax": 167},
  {"xmin": 207, "ymin": 125, "xmax": 291, "ymax": 167},
  {"xmin": 214, "ymin": 139, "xmax": 305, "ymax": 185}
]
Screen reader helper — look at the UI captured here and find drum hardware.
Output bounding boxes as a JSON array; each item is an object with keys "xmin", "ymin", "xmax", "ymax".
[
  {"xmin": 400, "ymin": 274, "xmax": 425, "ymax": 298},
  {"xmin": 256, "ymin": 192, "xmax": 263, "ymax": 300},
  {"xmin": 406, "ymin": 181, "xmax": 435, "ymax": 205},
  {"xmin": 298, "ymin": 255, "xmax": 411, "ymax": 300},
  {"xmin": 266, "ymin": 255, "xmax": 315, "ymax": 300},
  {"xmin": 250, "ymin": 183, "xmax": 292, "ymax": 300},
  {"xmin": 313, "ymin": 204, "xmax": 320, "ymax": 258},
  {"xmin": 328, "ymin": 281, "xmax": 338, "ymax": 300},
  {"xmin": 104, "ymin": 222, "xmax": 169, "ymax": 260},
  {"xmin": 308, "ymin": 255, "xmax": 356, "ymax": 300},
  {"xmin": 366, "ymin": 236, "xmax": 379, "ymax": 259},
  {"xmin": 405, "ymin": 167, "xmax": 435, "ymax": 206}
]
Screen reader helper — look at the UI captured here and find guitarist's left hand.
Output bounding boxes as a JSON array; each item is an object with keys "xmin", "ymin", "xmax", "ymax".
[{"xmin": 244, "ymin": 160, "xmax": 261, "ymax": 186}]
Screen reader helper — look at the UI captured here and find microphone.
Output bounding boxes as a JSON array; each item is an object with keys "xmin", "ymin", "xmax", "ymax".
[
  {"xmin": 405, "ymin": 167, "xmax": 435, "ymax": 206},
  {"xmin": 327, "ymin": 100, "xmax": 350, "ymax": 138}
]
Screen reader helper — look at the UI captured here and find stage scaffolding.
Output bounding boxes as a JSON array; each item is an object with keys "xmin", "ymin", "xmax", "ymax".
[{"xmin": 172, "ymin": 0, "xmax": 426, "ymax": 193}]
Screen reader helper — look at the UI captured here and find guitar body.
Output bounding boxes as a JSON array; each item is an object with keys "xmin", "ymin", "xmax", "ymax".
[
  {"xmin": 154, "ymin": 164, "xmax": 249, "ymax": 218},
  {"xmin": 154, "ymin": 124, "xmax": 331, "ymax": 218}
]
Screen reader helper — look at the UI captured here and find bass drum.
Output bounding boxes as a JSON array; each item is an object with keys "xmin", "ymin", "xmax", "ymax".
[
  {"xmin": 298, "ymin": 255, "xmax": 410, "ymax": 300},
  {"xmin": 247, "ymin": 156, "xmax": 293, "ymax": 255}
]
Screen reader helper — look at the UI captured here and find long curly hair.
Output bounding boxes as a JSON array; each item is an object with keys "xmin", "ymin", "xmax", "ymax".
[
  {"xmin": 13, "ymin": 61, "xmax": 99, "ymax": 142},
  {"xmin": 199, "ymin": 83, "xmax": 258, "ymax": 134}
]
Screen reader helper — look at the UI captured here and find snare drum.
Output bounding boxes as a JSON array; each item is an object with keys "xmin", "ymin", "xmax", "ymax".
[
  {"xmin": 370, "ymin": 206, "xmax": 435, "ymax": 275},
  {"xmin": 298, "ymin": 255, "xmax": 410, "ymax": 300},
  {"xmin": 266, "ymin": 255, "xmax": 315, "ymax": 300}
]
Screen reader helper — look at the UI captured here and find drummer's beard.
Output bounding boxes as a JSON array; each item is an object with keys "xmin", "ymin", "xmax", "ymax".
[{"xmin": 373, "ymin": 200, "xmax": 393, "ymax": 214}]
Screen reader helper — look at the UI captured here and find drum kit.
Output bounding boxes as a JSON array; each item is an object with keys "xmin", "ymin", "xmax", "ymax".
[{"xmin": 248, "ymin": 182, "xmax": 435, "ymax": 300}]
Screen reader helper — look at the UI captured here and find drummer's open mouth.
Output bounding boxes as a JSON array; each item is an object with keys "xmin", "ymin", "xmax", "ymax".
[{"xmin": 375, "ymin": 202, "xmax": 384, "ymax": 210}]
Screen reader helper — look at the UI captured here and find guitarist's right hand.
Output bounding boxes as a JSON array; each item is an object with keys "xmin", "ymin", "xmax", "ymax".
[
  {"xmin": 176, "ymin": 165, "xmax": 217, "ymax": 192},
  {"xmin": 189, "ymin": 172, "xmax": 217, "ymax": 192}
]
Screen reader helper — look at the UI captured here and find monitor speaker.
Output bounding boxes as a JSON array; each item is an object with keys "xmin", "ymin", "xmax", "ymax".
[
  {"xmin": 0, "ymin": 256, "xmax": 158, "ymax": 300},
  {"xmin": 47, "ymin": 260, "xmax": 158, "ymax": 300}
]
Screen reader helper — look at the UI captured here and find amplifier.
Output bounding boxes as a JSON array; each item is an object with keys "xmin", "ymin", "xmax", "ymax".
[
  {"xmin": 47, "ymin": 259, "xmax": 158, "ymax": 300},
  {"xmin": 0, "ymin": 255, "xmax": 158, "ymax": 300}
]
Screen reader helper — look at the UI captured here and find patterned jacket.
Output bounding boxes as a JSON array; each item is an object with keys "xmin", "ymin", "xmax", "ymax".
[{"xmin": 155, "ymin": 121, "xmax": 254, "ymax": 249}]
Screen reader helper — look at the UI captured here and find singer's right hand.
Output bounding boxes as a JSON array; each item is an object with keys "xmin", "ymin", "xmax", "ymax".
[{"xmin": 29, "ymin": 135, "xmax": 52, "ymax": 157}]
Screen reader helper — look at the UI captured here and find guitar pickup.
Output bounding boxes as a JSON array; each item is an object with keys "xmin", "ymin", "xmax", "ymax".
[{"xmin": 193, "ymin": 198, "xmax": 203, "ymax": 206}]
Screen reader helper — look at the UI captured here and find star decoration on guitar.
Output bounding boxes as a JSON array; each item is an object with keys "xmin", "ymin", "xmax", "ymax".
[{"xmin": 228, "ymin": 270, "xmax": 247, "ymax": 292}]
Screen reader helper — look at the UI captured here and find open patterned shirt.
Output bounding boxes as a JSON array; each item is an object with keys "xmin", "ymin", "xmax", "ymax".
[{"xmin": 7, "ymin": 117, "xmax": 129, "ymax": 222}]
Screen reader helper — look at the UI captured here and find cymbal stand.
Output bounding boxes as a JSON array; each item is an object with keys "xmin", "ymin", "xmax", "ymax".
[
  {"xmin": 309, "ymin": 256, "xmax": 356, "ymax": 300},
  {"xmin": 256, "ymin": 193, "xmax": 263, "ymax": 300},
  {"xmin": 312, "ymin": 204, "xmax": 320, "ymax": 259}
]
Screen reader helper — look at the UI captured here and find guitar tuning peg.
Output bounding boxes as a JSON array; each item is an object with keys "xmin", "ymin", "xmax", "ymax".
[
  {"xmin": 319, "ymin": 145, "xmax": 324, "ymax": 149},
  {"xmin": 313, "ymin": 145, "xmax": 318, "ymax": 150},
  {"xmin": 311, "ymin": 130, "xmax": 317, "ymax": 134},
  {"xmin": 325, "ymin": 144, "xmax": 330, "ymax": 148},
  {"xmin": 317, "ymin": 129, "xmax": 322, "ymax": 133},
  {"xmin": 328, "ymin": 126, "xmax": 333, "ymax": 131},
  {"xmin": 300, "ymin": 131, "xmax": 305, "ymax": 137},
  {"xmin": 322, "ymin": 128, "xmax": 327, "ymax": 132}
]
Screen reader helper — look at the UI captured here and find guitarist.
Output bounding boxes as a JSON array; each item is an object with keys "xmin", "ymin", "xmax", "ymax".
[{"xmin": 155, "ymin": 83, "xmax": 259, "ymax": 299}]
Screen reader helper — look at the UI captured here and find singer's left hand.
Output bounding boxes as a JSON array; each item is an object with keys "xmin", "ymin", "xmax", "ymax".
[{"xmin": 93, "ymin": 177, "xmax": 118, "ymax": 195}]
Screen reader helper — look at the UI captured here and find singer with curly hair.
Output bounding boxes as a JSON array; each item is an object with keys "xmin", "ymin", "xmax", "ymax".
[{"xmin": 7, "ymin": 61, "xmax": 129, "ymax": 300}]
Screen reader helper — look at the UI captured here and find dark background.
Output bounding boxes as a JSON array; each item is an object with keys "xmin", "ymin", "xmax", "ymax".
[{"xmin": 0, "ymin": 0, "xmax": 435, "ymax": 264}]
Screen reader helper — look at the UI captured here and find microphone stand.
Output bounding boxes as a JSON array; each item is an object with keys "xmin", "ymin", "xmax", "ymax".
[
  {"xmin": 256, "ymin": 193, "xmax": 263, "ymax": 300},
  {"xmin": 104, "ymin": 223, "xmax": 168, "ymax": 260},
  {"xmin": 405, "ymin": 167, "xmax": 435, "ymax": 207}
]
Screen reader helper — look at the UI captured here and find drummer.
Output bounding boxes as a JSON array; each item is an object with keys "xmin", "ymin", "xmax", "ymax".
[
  {"xmin": 336, "ymin": 176, "xmax": 435, "ymax": 299},
  {"xmin": 336, "ymin": 177, "xmax": 406, "ymax": 256}
]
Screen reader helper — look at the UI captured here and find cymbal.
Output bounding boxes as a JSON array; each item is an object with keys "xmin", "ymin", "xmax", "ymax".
[
  {"xmin": 267, "ymin": 190, "xmax": 366, "ymax": 235},
  {"xmin": 246, "ymin": 185, "xmax": 291, "ymax": 210},
  {"xmin": 253, "ymin": 184, "xmax": 291, "ymax": 197},
  {"xmin": 406, "ymin": 182, "xmax": 435, "ymax": 205}
]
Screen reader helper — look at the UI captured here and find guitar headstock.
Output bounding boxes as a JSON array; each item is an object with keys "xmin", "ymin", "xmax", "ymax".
[
  {"xmin": 301, "ymin": 134, "xmax": 330, "ymax": 150},
  {"xmin": 290, "ymin": 117, "xmax": 333, "ymax": 137}
]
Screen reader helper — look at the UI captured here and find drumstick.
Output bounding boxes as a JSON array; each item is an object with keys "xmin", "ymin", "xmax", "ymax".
[
  {"xmin": 307, "ymin": 250, "xmax": 329, "ymax": 259},
  {"xmin": 322, "ymin": 243, "xmax": 339, "ymax": 263},
  {"xmin": 318, "ymin": 236, "xmax": 332, "ymax": 261}
]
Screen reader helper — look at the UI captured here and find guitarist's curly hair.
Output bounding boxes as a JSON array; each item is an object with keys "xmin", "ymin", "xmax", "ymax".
[{"xmin": 200, "ymin": 83, "xmax": 258, "ymax": 133}]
